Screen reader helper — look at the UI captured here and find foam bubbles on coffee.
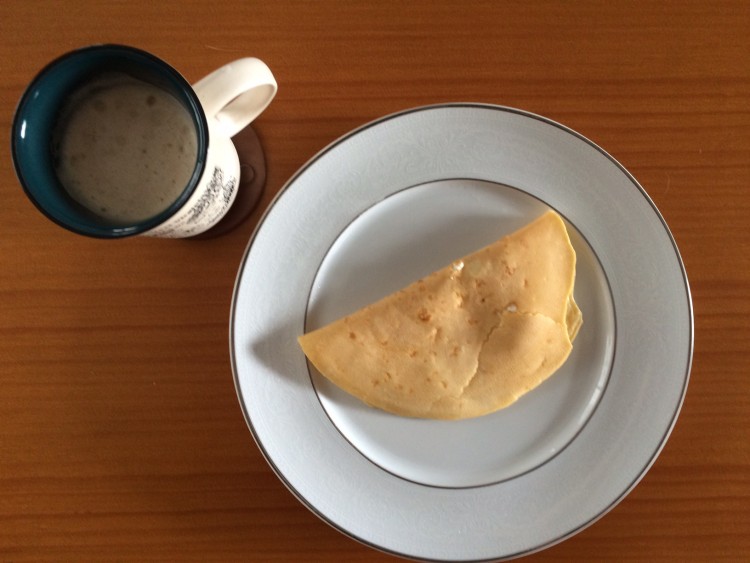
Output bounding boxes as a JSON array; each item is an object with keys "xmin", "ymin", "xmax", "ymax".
[{"xmin": 52, "ymin": 72, "xmax": 198, "ymax": 224}]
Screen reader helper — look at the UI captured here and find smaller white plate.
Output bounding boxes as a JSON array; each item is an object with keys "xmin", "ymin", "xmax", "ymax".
[
  {"xmin": 307, "ymin": 179, "xmax": 615, "ymax": 488},
  {"xmin": 230, "ymin": 104, "xmax": 692, "ymax": 561}
]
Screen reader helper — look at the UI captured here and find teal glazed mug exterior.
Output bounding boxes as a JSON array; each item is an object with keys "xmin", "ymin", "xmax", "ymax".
[{"xmin": 11, "ymin": 44, "xmax": 277, "ymax": 238}]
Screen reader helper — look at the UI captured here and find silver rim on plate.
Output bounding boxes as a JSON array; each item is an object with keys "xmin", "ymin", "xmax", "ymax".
[{"xmin": 230, "ymin": 104, "xmax": 693, "ymax": 561}]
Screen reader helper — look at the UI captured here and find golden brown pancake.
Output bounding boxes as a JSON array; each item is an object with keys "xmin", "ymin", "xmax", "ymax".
[{"xmin": 298, "ymin": 210, "xmax": 581, "ymax": 420}]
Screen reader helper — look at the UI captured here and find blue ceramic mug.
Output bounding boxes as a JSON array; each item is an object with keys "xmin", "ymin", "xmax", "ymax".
[{"xmin": 12, "ymin": 44, "xmax": 276, "ymax": 238}]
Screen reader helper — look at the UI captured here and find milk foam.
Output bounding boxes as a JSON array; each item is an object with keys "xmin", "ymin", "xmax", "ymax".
[{"xmin": 53, "ymin": 72, "xmax": 198, "ymax": 224}]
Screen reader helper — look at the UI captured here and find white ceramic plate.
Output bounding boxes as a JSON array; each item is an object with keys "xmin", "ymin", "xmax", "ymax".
[{"xmin": 230, "ymin": 104, "xmax": 692, "ymax": 561}]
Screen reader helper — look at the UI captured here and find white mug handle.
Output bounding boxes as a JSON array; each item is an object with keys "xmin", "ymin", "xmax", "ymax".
[{"xmin": 192, "ymin": 58, "xmax": 277, "ymax": 138}]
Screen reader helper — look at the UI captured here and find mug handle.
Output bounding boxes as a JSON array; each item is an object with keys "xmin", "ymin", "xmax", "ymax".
[{"xmin": 192, "ymin": 58, "xmax": 277, "ymax": 138}]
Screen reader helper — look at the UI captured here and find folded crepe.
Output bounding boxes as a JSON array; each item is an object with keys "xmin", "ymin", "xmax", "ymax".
[{"xmin": 298, "ymin": 210, "xmax": 582, "ymax": 420}]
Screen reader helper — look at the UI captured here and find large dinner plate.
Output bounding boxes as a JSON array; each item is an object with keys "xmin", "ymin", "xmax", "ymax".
[{"xmin": 230, "ymin": 104, "xmax": 692, "ymax": 561}]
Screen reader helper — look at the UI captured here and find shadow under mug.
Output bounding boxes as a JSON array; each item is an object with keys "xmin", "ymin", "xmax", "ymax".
[{"xmin": 11, "ymin": 44, "xmax": 276, "ymax": 238}]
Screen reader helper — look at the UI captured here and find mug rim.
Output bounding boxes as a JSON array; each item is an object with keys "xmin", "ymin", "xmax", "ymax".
[{"xmin": 11, "ymin": 43, "xmax": 210, "ymax": 239}]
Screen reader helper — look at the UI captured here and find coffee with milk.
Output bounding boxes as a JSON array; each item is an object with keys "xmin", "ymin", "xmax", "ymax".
[{"xmin": 52, "ymin": 72, "xmax": 198, "ymax": 224}]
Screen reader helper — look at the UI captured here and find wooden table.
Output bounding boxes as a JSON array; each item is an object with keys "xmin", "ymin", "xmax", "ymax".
[{"xmin": 1, "ymin": 2, "xmax": 748, "ymax": 560}]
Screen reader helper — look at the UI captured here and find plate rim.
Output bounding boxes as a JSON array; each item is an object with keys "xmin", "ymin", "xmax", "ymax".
[{"xmin": 229, "ymin": 103, "xmax": 694, "ymax": 561}]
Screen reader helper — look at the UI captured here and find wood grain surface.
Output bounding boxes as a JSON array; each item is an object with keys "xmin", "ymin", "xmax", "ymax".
[{"xmin": 1, "ymin": 1, "xmax": 748, "ymax": 560}]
